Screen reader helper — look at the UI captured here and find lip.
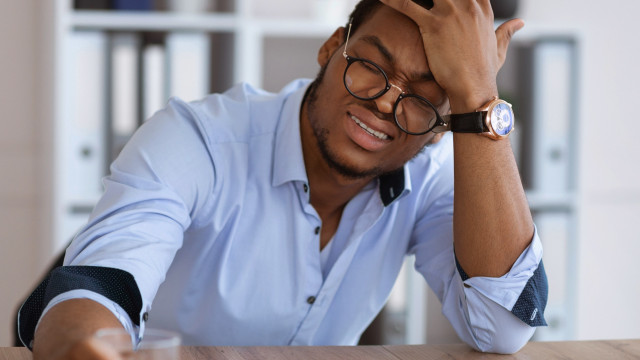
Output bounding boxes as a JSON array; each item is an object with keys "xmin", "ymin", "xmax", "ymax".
[{"xmin": 344, "ymin": 107, "xmax": 397, "ymax": 152}]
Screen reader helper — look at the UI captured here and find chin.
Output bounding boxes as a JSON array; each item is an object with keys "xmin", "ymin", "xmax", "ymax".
[{"xmin": 316, "ymin": 127, "xmax": 386, "ymax": 179}]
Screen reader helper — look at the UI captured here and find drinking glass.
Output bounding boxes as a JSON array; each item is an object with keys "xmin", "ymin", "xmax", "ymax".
[{"xmin": 95, "ymin": 328, "xmax": 181, "ymax": 360}]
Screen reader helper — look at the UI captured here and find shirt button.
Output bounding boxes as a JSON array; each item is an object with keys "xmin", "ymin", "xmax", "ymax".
[
  {"xmin": 303, "ymin": 184, "xmax": 309, "ymax": 193},
  {"xmin": 307, "ymin": 296, "xmax": 316, "ymax": 304},
  {"xmin": 463, "ymin": 283, "xmax": 471, "ymax": 289},
  {"xmin": 314, "ymin": 226, "xmax": 320, "ymax": 235},
  {"xmin": 143, "ymin": 312, "xmax": 149, "ymax": 321}
]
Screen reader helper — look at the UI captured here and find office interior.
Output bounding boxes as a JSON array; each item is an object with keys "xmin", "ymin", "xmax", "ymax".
[{"xmin": 1, "ymin": 0, "xmax": 639, "ymax": 347}]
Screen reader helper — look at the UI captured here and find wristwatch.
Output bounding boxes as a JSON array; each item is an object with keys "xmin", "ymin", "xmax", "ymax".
[{"xmin": 445, "ymin": 96, "xmax": 514, "ymax": 140}]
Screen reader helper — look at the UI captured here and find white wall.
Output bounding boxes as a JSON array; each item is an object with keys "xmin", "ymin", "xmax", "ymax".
[
  {"xmin": 519, "ymin": 0, "xmax": 640, "ymax": 340},
  {"xmin": 0, "ymin": 0, "xmax": 44, "ymax": 346}
]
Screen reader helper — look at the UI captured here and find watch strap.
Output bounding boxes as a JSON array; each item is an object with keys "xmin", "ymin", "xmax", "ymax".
[{"xmin": 448, "ymin": 112, "xmax": 488, "ymax": 133}]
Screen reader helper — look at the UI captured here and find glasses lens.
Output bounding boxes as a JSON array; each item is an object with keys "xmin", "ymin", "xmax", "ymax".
[
  {"xmin": 344, "ymin": 59, "xmax": 388, "ymax": 100},
  {"xmin": 395, "ymin": 95, "xmax": 438, "ymax": 134}
]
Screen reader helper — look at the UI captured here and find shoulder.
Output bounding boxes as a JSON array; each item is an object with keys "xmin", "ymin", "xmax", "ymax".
[{"xmin": 166, "ymin": 79, "xmax": 312, "ymax": 145}]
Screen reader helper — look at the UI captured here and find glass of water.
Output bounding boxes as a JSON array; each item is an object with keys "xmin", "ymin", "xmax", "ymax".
[{"xmin": 95, "ymin": 328, "xmax": 181, "ymax": 360}]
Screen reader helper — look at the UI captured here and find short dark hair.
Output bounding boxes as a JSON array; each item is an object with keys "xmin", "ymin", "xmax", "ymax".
[{"xmin": 345, "ymin": 0, "xmax": 434, "ymax": 41}]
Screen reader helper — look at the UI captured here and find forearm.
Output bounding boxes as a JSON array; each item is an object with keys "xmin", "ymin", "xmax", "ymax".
[
  {"xmin": 33, "ymin": 299, "xmax": 124, "ymax": 360},
  {"xmin": 452, "ymin": 131, "xmax": 533, "ymax": 277}
]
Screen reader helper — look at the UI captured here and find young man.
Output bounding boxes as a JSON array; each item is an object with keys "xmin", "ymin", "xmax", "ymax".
[{"xmin": 19, "ymin": 0, "xmax": 547, "ymax": 358}]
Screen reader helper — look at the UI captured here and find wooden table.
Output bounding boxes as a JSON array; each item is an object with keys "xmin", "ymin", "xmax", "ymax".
[{"xmin": 2, "ymin": 339, "xmax": 639, "ymax": 359}]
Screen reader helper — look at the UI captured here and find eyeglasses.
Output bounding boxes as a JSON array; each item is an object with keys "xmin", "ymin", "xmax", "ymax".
[{"xmin": 342, "ymin": 23, "xmax": 446, "ymax": 136}]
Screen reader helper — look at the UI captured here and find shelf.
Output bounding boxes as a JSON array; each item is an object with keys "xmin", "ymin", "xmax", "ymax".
[
  {"xmin": 70, "ymin": 10, "xmax": 342, "ymax": 38},
  {"xmin": 71, "ymin": 11, "xmax": 239, "ymax": 32},
  {"xmin": 525, "ymin": 191, "xmax": 576, "ymax": 211}
]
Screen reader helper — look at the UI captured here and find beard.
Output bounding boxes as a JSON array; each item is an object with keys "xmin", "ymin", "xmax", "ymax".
[{"xmin": 305, "ymin": 64, "xmax": 389, "ymax": 180}]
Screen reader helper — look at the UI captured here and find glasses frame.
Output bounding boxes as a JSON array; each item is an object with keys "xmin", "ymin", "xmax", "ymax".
[{"xmin": 341, "ymin": 23, "xmax": 447, "ymax": 136}]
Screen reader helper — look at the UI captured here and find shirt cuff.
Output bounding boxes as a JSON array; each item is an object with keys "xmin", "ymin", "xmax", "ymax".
[
  {"xmin": 36, "ymin": 290, "xmax": 139, "ymax": 345},
  {"xmin": 457, "ymin": 225, "xmax": 548, "ymax": 327},
  {"xmin": 17, "ymin": 265, "xmax": 146, "ymax": 349}
]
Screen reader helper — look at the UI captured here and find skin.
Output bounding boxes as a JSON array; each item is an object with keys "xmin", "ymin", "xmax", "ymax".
[
  {"xmin": 33, "ymin": 1, "xmax": 533, "ymax": 358},
  {"xmin": 33, "ymin": 299, "xmax": 125, "ymax": 360},
  {"xmin": 376, "ymin": 0, "xmax": 533, "ymax": 278},
  {"xmin": 302, "ymin": 7, "xmax": 448, "ymax": 249}
]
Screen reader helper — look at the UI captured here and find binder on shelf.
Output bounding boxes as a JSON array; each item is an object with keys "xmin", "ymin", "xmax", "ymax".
[
  {"xmin": 65, "ymin": 31, "xmax": 108, "ymax": 203},
  {"xmin": 109, "ymin": 32, "xmax": 142, "ymax": 165},
  {"xmin": 166, "ymin": 32, "xmax": 211, "ymax": 102},
  {"xmin": 61, "ymin": 31, "xmax": 109, "ymax": 244},
  {"xmin": 531, "ymin": 39, "xmax": 576, "ymax": 194},
  {"xmin": 142, "ymin": 42, "xmax": 167, "ymax": 121}
]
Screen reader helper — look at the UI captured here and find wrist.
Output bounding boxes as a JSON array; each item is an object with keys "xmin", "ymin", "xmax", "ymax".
[{"xmin": 447, "ymin": 86, "xmax": 499, "ymax": 114}]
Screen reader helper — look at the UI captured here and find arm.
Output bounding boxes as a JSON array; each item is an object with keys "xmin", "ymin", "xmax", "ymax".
[
  {"xmin": 23, "ymin": 98, "xmax": 216, "ymax": 358},
  {"xmin": 384, "ymin": 0, "xmax": 547, "ymax": 352},
  {"xmin": 408, "ymin": 143, "xmax": 544, "ymax": 353},
  {"xmin": 379, "ymin": 0, "xmax": 531, "ymax": 278},
  {"xmin": 33, "ymin": 299, "xmax": 124, "ymax": 360}
]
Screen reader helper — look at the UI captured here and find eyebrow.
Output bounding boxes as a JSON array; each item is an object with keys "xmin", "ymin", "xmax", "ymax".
[
  {"xmin": 360, "ymin": 35, "xmax": 435, "ymax": 83},
  {"xmin": 361, "ymin": 35, "xmax": 394, "ymax": 63}
]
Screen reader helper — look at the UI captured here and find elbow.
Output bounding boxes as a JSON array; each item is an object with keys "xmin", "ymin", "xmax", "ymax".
[{"xmin": 474, "ymin": 318, "xmax": 536, "ymax": 354}]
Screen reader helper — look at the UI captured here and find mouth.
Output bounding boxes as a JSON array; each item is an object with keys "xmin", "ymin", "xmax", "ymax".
[{"xmin": 350, "ymin": 114, "xmax": 392, "ymax": 141}]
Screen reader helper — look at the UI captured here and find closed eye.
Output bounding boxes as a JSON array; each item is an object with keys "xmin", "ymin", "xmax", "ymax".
[{"xmin": 360, "ymin": 60, "xmax": 381, "ymax": 74}]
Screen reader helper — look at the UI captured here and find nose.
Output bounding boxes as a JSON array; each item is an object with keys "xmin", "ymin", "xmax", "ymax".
[{"xmin": 372, "ymin": 83, "xmax": 402, "ymax": 115}]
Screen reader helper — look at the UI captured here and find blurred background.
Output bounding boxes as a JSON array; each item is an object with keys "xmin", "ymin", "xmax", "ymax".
[{"xmin": 1, "ymin": 0, "xmax": 639, "ymax": 347}]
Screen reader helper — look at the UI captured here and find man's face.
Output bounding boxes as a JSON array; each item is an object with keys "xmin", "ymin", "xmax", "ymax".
[{"xmin": 305, "ymin": 5, "xmax": 448, "ymax": 180}]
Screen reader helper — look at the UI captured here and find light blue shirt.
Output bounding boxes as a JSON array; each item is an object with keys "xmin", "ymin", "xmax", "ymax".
[{"xmin": 52, "ymin": 79, "xmax": 543, "ymax": 352}]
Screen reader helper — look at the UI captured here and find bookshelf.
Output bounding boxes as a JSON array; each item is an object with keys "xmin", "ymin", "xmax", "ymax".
[
  {"xmin": 42, "ymin": 0, "xmax": 579, "ymax": 346},
  {"xmin": 46, "ymin": 0, "xmax": 348, "ymax": 253}
]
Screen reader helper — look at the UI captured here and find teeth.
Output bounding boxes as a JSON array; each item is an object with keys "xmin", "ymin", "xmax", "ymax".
[{"xmin": 351, "ymin": 115, "xmax": 390, "ymax": 140}]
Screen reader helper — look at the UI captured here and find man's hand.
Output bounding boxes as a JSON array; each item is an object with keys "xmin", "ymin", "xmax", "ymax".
[
  {"xmin": 52, "ymin": 337, "xmax": 124, "ymax": 360},
  {"xmin": 381, "ymin": 0, "xmax": 534, "ymax": 278},
  {"xmin": 33, "ymin": 299, "xmax": 126, "ymax": 360},
  {"xmin": 379, "ymin": 0, "xmax": 524, "ymax": 112}
]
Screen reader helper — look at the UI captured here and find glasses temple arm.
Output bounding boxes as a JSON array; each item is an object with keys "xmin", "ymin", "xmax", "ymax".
[{"xmin": 343, "ymin": 22, "xmax": 352, "ymax": 58}]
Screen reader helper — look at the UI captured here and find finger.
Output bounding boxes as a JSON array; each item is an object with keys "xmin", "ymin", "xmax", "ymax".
[
  {"xmin": 476, "ymin": 0, "xmax": 491, "ymax": 13},
  {"xmin": 378, "ymin": 0, "xmax": 434, "ymax": 24},
  {"xmin": 495, "ymin": 18, "xmax": 525, "ymax": 66}
]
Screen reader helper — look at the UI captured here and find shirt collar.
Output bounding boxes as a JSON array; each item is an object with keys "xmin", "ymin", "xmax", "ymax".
[
  {"xmin": 271, "ymin": 80, "xmax": 412, "ymax": 207},
  {"xmin": 378, "ymin": 165, "xmax": 412, "ymax": 206},
  {"xmin": 272, "ymin": 81, "xmax": 311, "ymax": 187}
]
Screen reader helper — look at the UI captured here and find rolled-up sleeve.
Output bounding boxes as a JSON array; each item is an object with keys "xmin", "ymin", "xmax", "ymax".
[
  {"xmin": 18, "ymin": 97, "xmax": 218, "ymax": 348},
  {"xmin": 65, "ymin": 97, "xmax": 217, "ymax": 301},
  {"xmin": 410, "ymin": 184, "xmax": 547, "ymax": 353}
]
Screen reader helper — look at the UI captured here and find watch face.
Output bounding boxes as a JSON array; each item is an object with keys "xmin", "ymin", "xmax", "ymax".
[{"xmin": 490, "ymin": 103, "xmax": 514, "ymax": 136}]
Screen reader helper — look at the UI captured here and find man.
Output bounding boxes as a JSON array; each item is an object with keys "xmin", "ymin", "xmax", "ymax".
[{"xmin": 19, "ymin": 0, "xmax": 547, "ymax": 358}]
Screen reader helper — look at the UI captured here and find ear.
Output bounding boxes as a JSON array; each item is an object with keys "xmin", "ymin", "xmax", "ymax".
[{"xmin": 318, "ymin": 27, "xmax": 346, "ymax": 67}]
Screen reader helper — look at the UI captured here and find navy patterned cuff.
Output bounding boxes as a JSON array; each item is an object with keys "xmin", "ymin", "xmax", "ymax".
[
  {"xmin": 17, "ymin": 266, "xmax": 143, "ymax": 350},
  {"xmin": 511, "ymin": 261, "xmax": 548, "ymax": 326},
  {"xmin": 455, "ymin": 255, "xmax": 548, "ymax": 327},
  {"xmin": 454, "ymin": 255, "xmax": 470, "ymax": 281}
]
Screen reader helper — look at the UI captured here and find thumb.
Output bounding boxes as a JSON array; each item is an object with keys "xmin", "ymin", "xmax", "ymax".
[{"xmin": 495, "ymin": 19, "xmax": 525, "ymax": 67}]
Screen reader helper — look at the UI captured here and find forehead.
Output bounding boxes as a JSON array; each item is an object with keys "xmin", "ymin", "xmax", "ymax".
[{"xmin": 350, "ymin": 6, "xmax": 427, "ymax": 68}]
